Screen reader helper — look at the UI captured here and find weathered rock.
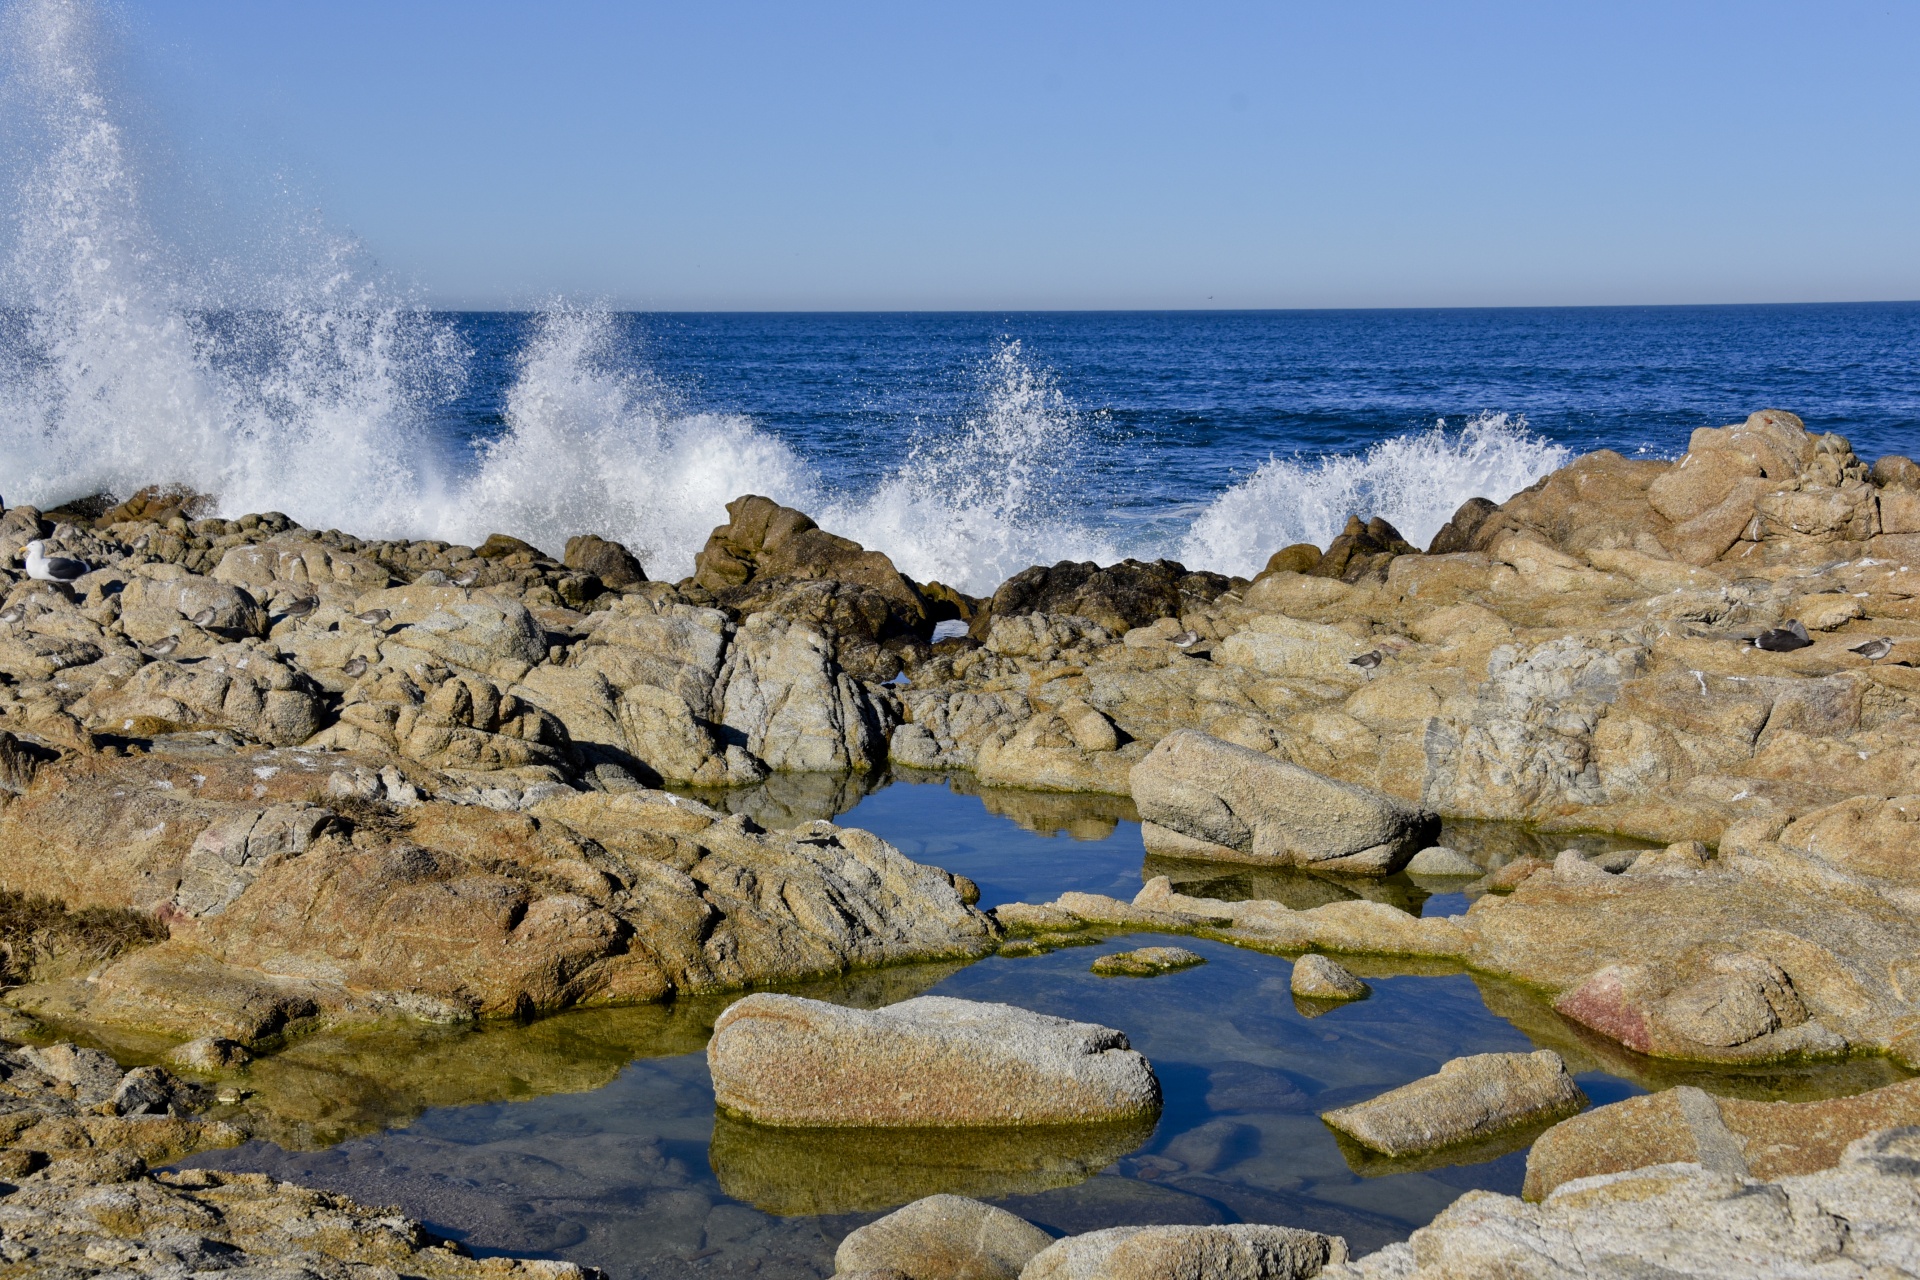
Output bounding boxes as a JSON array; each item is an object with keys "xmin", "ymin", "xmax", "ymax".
[
  {"xmin": 1215, "ymin": 614, "xmax": 1372, "ymax": 681},
  {"xmin": 1309, "ymin": 515, "xmax": 1418, "ymax": 583},
  {"xmin": 1404, "ymin": 846, "xmax": 1481, "ymax": 876},
  {"xmin": 695, "ymin": 495, "xmax": 927, "ymax": 626},
  {"xmin": 1091, "ymin": 946, "xmax": 1204, "ymax": 977},
  {"xmin": 1131, "ymin": 731, "xmax": 1439, "ymax": 875},
  {"xmin": 1524, "ymin": 1077, "xmax": 1920, "ymax": 1200},
  {"xmin": 978, "ymin": 559, "xmax": 1230, "ymax": 638},
  {"xmin": 1321, "ymin": 1051, "xmax": 1587, "ymax": 1158},
  {"xmin": 1022, "ymin": 1224, "xmax": 1348, "ymax": 1280},
  {"xmin": 563, "ymin": 533, "xmax": 646, "ymax": 588},
  {"xmin": 82, "ymin": 646, "xmax": 325, "ymax": 745},
  {"xmin": 1326, "ymin": 1128, "xmax": 1920, "ymax": 1280},
  {"xmin": 717, "ymin": 613, "xmax": 898, "ymax": 772},
  {"xmin": 707, "ymin": 994, "xmax": 1161, "ymax": 1127},
  {"xmin": 835, "ymin": 1194, "xmax": 1054, "ymax": 1280},
  {"xmin": 1291, "ymin": 954, "xmax": 1368, "ymax": 1001},
  {"xmin": 354, "ymin": 583, "xmax": 549, "ymax": 680}
]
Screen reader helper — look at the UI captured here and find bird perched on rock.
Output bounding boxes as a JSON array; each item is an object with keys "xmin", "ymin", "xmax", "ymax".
[
  {"xmin": 145, "ymin": 635, "xmax": 180, "ymax": 658},
  {"xmin": 354, "ymin": 608, "xmax": 390, "ymax": 627},
  {"xmin": 0, "ymin": 604, "xmax": 24, "ymax": 626},
  {"xmin": 189, "ymin": 607, "xmax": 217, "ymax": 628},
  {"xmin": 1171, "ymin": 630, "xmax": 1201, "ymax": 648},
  {"xmin": 1849, "ymin": 636, "xmax": 1894, "ymax": 661},
  {"xmin": 1350, "ymin": 650, "xmax": 1384, "ymax": 670},
  {"xmin": 452, "ymin": 569, "xmax": 480, "ymax": 588},
  {"xmin": 341, "ymin": 656, "xmax": 369, "ymax": 677},
  {"xmin": 23, "ymin": 540, "xmax": 88, "ymax": 584},
  {"xmin": 277, "ymin": 596, "xmax": 319, "ymax": 621},
  {"xmin": 1752, "ymin": 620, "xmax": 1813, "ymax": 652}
]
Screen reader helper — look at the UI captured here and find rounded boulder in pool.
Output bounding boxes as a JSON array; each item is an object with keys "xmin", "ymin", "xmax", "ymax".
[{"xmin": 707, "ymin": 993, "xmax": 1162, "ymax": 1127}]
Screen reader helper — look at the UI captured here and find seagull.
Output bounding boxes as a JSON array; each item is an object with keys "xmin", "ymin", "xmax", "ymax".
[
  {"xmin": 1350, "ymin": 650, "xmax": 1384, "ymax": 669},
  {"xmin": 452, "ymin": 569, "xmax": 479, "ymax": 587},
  {"xmin": 354, "ymin": 608, "xmax": 390, "ymax": 627},
  {"xmin": 277, "ymin": 596, "xmax": 319, "ymax": 621},
  {"xmin": 1753, "ymin": 620, "xmax": 1813, "ymax": 652},
  {"xmin": 23, "ymin": 540, "xmax": 88, "ymax": 584},
  {"xmin": 1849, "ymin": 636, "xmax": 1894, "ymax": 661},
  {"xmin": 0, "ymin": 604, "xmax": 24, "ymax": 626},
  {"xmin": 189, "ymin": 607, "xmax": 217, "ymax": 628},
  {"xmin": 341, "ymin": 656, "xmax": 369, "ymax": 678},
  {"xmin": 145, "ymin": 635, "xmax": 180, "ymax": 658}
]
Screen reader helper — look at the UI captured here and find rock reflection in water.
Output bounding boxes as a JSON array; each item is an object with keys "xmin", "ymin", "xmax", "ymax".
[
  {"xmin": 668, "ymin": 769, "xmax": 884, "ymax": 828},
  {"xmin": 709, "ymin": 1114, "xmax": 1158, "ymax": 1215},
  {"xmin": 1144, "ymin": 855, "xmax": 1430, "ymax": 915}
]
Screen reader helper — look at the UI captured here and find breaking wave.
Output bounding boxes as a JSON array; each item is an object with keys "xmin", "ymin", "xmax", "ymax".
[{"xmin": 0, "ymin": 0, "xmax": 1571, "ymax": 597}]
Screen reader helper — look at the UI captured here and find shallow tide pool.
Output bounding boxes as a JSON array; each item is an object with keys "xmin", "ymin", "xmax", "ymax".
[{"xmin": 179, "ymin": 777, "xmax": 1901, "ymax": 1279}]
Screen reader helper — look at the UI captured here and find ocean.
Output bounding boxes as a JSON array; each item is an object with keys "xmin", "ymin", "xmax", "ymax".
[{"xmin": 5, "ymin": 303, "xmax": 1919, "ymax": 596}]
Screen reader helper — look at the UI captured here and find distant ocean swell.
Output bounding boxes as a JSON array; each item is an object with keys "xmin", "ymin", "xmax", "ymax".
[{"xmin": 0, "ymin": 0, "xmax": 1568, "ymax": 595}]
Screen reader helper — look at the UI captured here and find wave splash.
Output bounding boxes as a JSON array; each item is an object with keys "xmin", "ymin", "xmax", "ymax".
[
  {"xmin": 1179, "ymin": 415, "xmax": 1572, "ymax": 580},
  {"xmin": 0, "ymin": 0, "xmax": 1572, "ymax": 599}
]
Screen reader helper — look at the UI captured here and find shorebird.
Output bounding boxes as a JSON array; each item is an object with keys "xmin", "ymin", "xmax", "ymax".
[
  {"xmin": 1171, "ymin": 630, "xmax": 1201, "ymax": 648},
  {"xmin": 277, "ymin": 596, "xmax": 319, "ymax": 621},
  {"xmin": 0, "ymin": 604, "xmax": 24, "ymax": 626},
  {"xmin": 354, "ymin": 608, "xmax": 390, "ymax": 627},
  {"xmin": 189, "ymin": 607, "xmax": 217, "ymax": 628},
  {"xmin": 452, "ymin": 569, "xmax": 479, "ymax": 587},
  {"xmin": 145, "ymin": 635, "xmax": 180, "ymax": 658},
  {"xmin": 1753, "ymin": 620, "xmax": 1813, "ymax": 652},
  {"xmin": 23, "ymin": 540, "xmax": 88, "ymax": 584},
  {"xmin": 1350, "ymin": 650, "xmax": 1384, "ymax": 669},
  {"xmin": 341, "ymin": 656, "xmax": 369, "ymax": 678},
  {"xmin": 1849, "ymin": 637, "xmax": 1895, "ymax": 661}
]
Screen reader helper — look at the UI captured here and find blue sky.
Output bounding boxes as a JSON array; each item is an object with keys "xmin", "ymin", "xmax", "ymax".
[{"xmin": 113, "ymin": 1, "xmax": 1920, "ymax": 310}]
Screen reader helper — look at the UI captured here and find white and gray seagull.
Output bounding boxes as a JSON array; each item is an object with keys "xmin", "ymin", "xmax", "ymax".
[{"xmin": 23, "ymin": 540, "xmax": 89, "ymax": 584}]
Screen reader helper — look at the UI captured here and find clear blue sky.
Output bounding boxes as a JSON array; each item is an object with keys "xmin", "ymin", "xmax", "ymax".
[{"xmin": 116, "ymin": 1, "xmax": 1920, "ymax": 310}]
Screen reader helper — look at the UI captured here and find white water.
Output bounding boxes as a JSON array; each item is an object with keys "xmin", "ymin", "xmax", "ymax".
[
  {"xmin": 1179, "ymin": 414, "xmax": 1571, "ymax": 579},
  {"xmin": 0, "ymin": 0, "xmax": 1568, "ymax": 597}
]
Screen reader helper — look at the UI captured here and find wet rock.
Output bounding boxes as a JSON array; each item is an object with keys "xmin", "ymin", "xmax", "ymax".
[
  {"xmin": 1424, "ymin": 497, "xmax": 1501, "ymax": 556},
  {"xmin": 1309, "ymin": 515, "xmax": 1419, "ymax": 583},
  {"xmin": 695, "ymin": 494, "xmax": 928, "ymax": 627},
  {"xmin": 707, "ymin": 993, "xmax": 1161, "ymax": 1127},
  {"xmin": 563, "ymin": 533, "xmax": 646, "ymax": 588},
  {"xmin": 1524, "ymin": 1077, "xmax": 1920, "ymax": 1200},
  {"xmin": 1321, "ymin": 1050, "xmax": 1587, "ymax": 1158},
  {"xmin": 1404, "ymin": 846, "xmax": 1481, "ymax": 876},
  {"xmin": 167, "ymin": 1036, "xmax": 253, "ymax": 1071},
  {"xmin": 1290, "ymin": 954, "xmax": 1368, "ymax": 1001},
  {"xmin": 835, "ymin": 1194, "xmax": 1054, "ymax": 1280},
  {"xmin": 1022, "ymin": 1224, "xmax": 1348, "ymax": 1280},
  {"xmin": 1091, "ymin": 946, "xmax": 1204, "ymax": 977},
  {"xmin": 1131, "ymin": 731, "xmax": 1438, "ymax": 875}
]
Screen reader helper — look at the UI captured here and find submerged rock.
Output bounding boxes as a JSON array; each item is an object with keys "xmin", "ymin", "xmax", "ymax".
[
  {"xmin": 1321, "ymin": 1050, "xmax": 1587, "ymax": 1158},
  {"xmin": 706, "ymin": 993, "xmax": 1161, "ymax": 1127},
  {"xmin": 834, "ymin": 1194, "xmax": 1054, "ymax": 1280},
  {"xmin": 1090, "ymin": 946, "xmax": 1205, "ymax": 977},
  {"xmin": 1130, "ymin": 730, "xmax": 1439, "ymax": 875}
]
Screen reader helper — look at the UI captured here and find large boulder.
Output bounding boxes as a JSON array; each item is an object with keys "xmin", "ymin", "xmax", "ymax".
[
  {"xmin": 1523, "ymin": 1078, "xmax": 1920, "ymax": 1201},
  {"xmin": 562, "ymin": 533, "xmax": 646, "ymax": 588},
  {"xmin": 82, "ymin": 647, "xmax": 325, "ymax": 746},
  {"xmin": 119, "ymin": 568, "xmax": 266, "ymax": 641},
  {"xmin": 1023, "ymin": 1224, "xmax": 1348, "ymax": 1280},
  {"xmin": 834, "ymin": 1194, "xmax": 1053, "ymax": 1280},
  {"xmin": 707, "ymin": 993, "xmax": 1160, "ymax": 1127},
  {"xmin": 1320, "ymin": 1050, "xmax": 1587, "ymax": 1159},
  {"xmin": 975, "ymin": 559, "xmax": 1230, "ymax": 639},
  {"xmin": 353, "ymin": 584, "xmax": 548, "ymax": 681},
  {"xmin": 716, "ymin": 614, "xmax": 897, "ymax": 773},
  {"xmin": 693, "ymin": 494, "xmax": 927, "ymax": 625},
  {"xmin": 1129, "ymin": 731, "xmax": 1438, "ymax": 875}
]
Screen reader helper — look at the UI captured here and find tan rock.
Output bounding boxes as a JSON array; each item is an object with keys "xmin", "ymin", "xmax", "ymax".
[
  {"xmin": 835, "ymin": 1195, "xmax": 1053, "ymax": 1280},
  {"xmin": 1021, "ymin": 1224, "xmax": 1348, "ymax": 1280},
  {"xmin": 1091, "ymin": 946, "xmax": 1204, "ymax": 977},
  {"xmin": 1291, "ymin": 953, "xmax": 1369, "ymax": 1001},
  {"xmin": 707, "ymin": 993, "xmax": 1161, "ymax": 1127},
  {"xmin": 1322, "ymin": 1050, "xmax": 1586, "ymax": 1159}
]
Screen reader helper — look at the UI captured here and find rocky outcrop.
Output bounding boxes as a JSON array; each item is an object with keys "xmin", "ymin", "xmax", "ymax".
[
  {"xmin": 707, "ymin": 993, "xmax": 1160, "ymax": 1127},
  {"xmin": 1130, "ymin": 731, "xmax": 1439, "ymax": 874},
  {"xmin": 975, "ymin": 558, "xmax": 1232, "ymax": 639},
  {"xmin": 1524, "ymin": 1078, "xmax": 1920, "ymax": 1200},
  {"xmin": 1324, "ymin": 1128, "xmax": 1920, "ymax": 1280},
  {"xmin": 1321, "ymin": 1050, "xmax": 1587, "ymax": 1159},
  {"xmin": 834, "ymin": 1194, "xmax": 1054, "ymax": 1280}
]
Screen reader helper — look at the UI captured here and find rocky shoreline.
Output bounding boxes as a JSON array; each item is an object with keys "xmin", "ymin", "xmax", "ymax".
[{"xmin": 3, "ymin": 408, "xmax": 1920, "ymax": 1275}]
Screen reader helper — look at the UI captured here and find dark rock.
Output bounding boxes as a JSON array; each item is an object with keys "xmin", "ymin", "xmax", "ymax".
[
  {"xmin": 978, "ymin": 559, "xmax": 1231, "ymax": 638},
  {"xmin": 1310, "ymin": 516, "xmax": 1419, "ymax": 583},
  {"xmin": 563, "ymin": 534, "xmax": 647, "ymax": 588},
  {"xmin": 694, "ymin": 495, "xmax": 927, "ymax": 624},
  {"xmin": 1426, "ymin": 496, "xmax": 1502, "ymax": 555},
  {"xmin": 474, "ymin": 533, "xmax": 547, "ymax": 561}
]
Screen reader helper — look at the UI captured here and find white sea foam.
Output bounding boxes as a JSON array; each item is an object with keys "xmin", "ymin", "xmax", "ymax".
[
  {"xmin": 0, "ymin": 0, "xmax": 1572, "ymax": 598},
  {"xmin": 1179, "ymin": 415, "xmax": 1571, "ymax": 579}
]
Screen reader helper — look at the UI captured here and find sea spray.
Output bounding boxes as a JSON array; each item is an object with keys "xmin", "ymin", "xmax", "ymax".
[{"xmin": 1179, "ymin": 414, "xmax": 1571, "ymax": 579}]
